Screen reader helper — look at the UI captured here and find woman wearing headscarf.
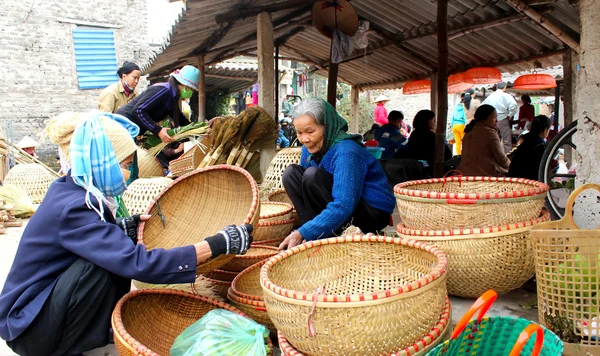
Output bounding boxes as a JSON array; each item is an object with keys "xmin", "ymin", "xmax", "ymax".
[
  {"xmin": 458, "ymin": 104, "xmax": 510, "ymax": 177},
  {"xmin": 98, "ymin": 61, "xmax": 141, "ymax": 113},
  {"xmin": 0, "ymin": 111, "xmax": 253, "ymax": 356},
  {"xmin": 508, "ymin": 115, "xmax": 551, "ymax": 180},
  {"xmin": 117, "ymin": 65, "xmax": 200, "ymax": 144},
  {"xmin": 279, "ymin": 98, "xmax": 395, "ymax": 250}
]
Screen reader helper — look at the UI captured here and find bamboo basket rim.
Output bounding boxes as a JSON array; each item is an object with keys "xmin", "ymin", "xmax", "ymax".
[
  {"xmin": 228, "ymin": 288, "xmax": 266, "ymax": 307},
  {"xmin": 236, "ymin": 246, "xmax": 279, "ymax": 260},
  {"xmin": 394, "ymin": 176, "xmax": 549, "ymax": 201},
  {"xmin": 267, "ymin": 189, "xmax": 288, "ymax": 200},
  {"xmin": 252, "ymin": 237, "xmax": 285, "ymax": 246},
  {"xmin": 277, "ymin": 297, "xmax": 451, "ymax": 356},
  {"xmin": 258, "ymin": 218, "xmax": 295, "ymax": 227},
  {"xmin": 259, "ymin": 201, "xmax": 293, "ymax": 220},
  {"xmin": 260, "ymin": 235, "xmax": 448, "ymax": 306},
  {"xmin": 111, "ymin": 288, "xmax": 247, "ymax": 356},
  {"xmin": 396, "ymin": 212, "xmax": 550, "ymax": 239},
  {"xmin": 231, "ymin": 260, "xmax": 268, "ymax": 301}
]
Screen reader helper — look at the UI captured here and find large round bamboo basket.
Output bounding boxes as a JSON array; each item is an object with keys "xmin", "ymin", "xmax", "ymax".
[
  {"xmin": 252, "ymin": 237, "xmax": 285, "ymax": 248},
  {"xmin": 219, "ymin": 245, "xmax": 279, "ymax": 272},
  {"xmin": 278, "ymin": 297, "xmax": 451, "ymax": 356},
  {"xmin": 394, "ymin": 176, "xmax": 549, "ymax": 230},
  {"xmin": 532, "ymin": 184, "xmax": 600, "ymax": 350},
  {"xmin": 169, "ymin": 137, "xmax": 210, "ymax": 178},
  {"xmin": 202, "ymin": 269, "xmax": 238, "ymax": 282},
  {"xmin": 122, "ymin": 177, "xmax": 172, "ymax": 216},
  {"xmin": 4, "ymin": 163, "xmax": 55, "ymax": 204},
  {"xmin": 267, "ymin": 189, "xmax": 300, "ymax": 228},
  {"xmin": 136, "ymin": 148, "xmax": 164, "ymax": 178},
  {"xmin": 261, "ymin": 147, "xmax": 302, "ymax": 195},
  {"xmin": 261, "ymin": 235, "xmax": 448, "ymax": 356},
  {"xmin": 111, "ymin": 289, "xmax": 273, "ymax": 356},
  {"xmin": 138, "ymin": 165, "xmax": 260, "ymax": 274},
  {"xmin": 397, "ymin": 212, "xmax": 550, "ymax": 298},
  {"xmin": 259, "ymin": 202, "xmax": 293, "ymax": 223},
  {"xmin": 253, "ymin": 218, "xmax": 294, "ymax": 243}
]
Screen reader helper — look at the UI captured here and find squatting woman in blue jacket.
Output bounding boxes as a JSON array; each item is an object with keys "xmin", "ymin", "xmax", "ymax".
[{"xmin": 279, "ymin": 98, "xmax": 395, "ymax": 250}]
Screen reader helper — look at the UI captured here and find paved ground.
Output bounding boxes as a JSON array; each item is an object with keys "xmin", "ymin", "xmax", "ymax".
[{"xmin": 0, "ymin": 219, "xmax": 539, "ymax": 356}]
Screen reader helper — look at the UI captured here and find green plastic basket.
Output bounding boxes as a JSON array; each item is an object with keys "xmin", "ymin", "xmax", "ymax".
[{"xmin": 427, "ymin": 290, "xmax": 564, "ymax": 356}]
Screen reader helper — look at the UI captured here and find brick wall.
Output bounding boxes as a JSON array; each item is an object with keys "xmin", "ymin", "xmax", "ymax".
[{"xmin": 0, "ymin": 0, "xmax": 153, "ymax": 161}]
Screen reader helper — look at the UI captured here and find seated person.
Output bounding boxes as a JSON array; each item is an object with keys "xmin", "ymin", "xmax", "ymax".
[
  {"xmin": 363, "ymin": 123, "xmax": 379, "ymax": 142},
  {"xmin": 0, "ymin": 112, "xmax": 253, "ymax": 356},
  {"xmin": 507, "ymin": 115, "xmax": 551, "ymax": 180},
  {"xmin": 279, "ymin": 98, "xmax": 395, "ymax": 250},
  {"xmin": 403, "ymin": 110, "xmax": 451, "ymax": 170},
  {"xmin": 458, "ymin": 104, "xmax": 510, "ymax": 177},
  {"xmin": 375, "ymin": 110, "xmax": 408, "ymax": 159}
]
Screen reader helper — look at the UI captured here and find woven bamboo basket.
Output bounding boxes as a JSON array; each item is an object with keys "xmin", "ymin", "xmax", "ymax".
[
  {"xmin": 122, "ymin": 177, "xmax": 172, "ymax": 216},
  {"xmin": 259, "ymin": 201, "xmax": 293, "ymax": 223},
  {"xmin": 169, "ymin": 137, "xmax": 210, "ymax": 178},
  {"xmin": 219, "ymin": 245, "xmax": 279, "ymax": 272},
  {"xmin": 261, "ymin": 147, "xmax": 302, "ymax": 196},
  {"xmin": 202, "ymin": 269, "xmax": 238, "ymax": 282},
  {"xmin": 532, "ymin": 184, "xmax": 600, "ymax": 350},
  {"xmin": 111, "ymin": 289, "xmax": 273, "ymax": 356},
  {"xmin": 394, "ymin": 176, "xmax": 549, "ymax": 230},
  {"xmin": 252, "ymin": 237, "xmax": 285, "ymax": 248},
  {"xmin": 4, "ymin": 163, "xmax": 55, "ymax": 204},
  {"xmin": 278, "ymin": 297, "xmax": 452, "ymax": 356},
  {"xmin": 132, "ymin": 275, "xmax": 225, "ymax": 300},
  {"xmin": 397, "ymin": 212, "xmax": 550, "ymax": 298},
  {"xmin": 254, "ymin": 218, "xmax": 295, "ymax": 243},
  {"xmin": 138, "ymin": 165, "xmax": 260, "ymax": 274},
  {"xmin": 261, "ymin": 235, "xmax": 448, "ymax": 356},
  {"xmin": 136, "ymin": 148, "xmax": 164, "ymax": 178},
  {"xmin": 267, "ymin": 189, "xmax": 300, "ymax": 228}
]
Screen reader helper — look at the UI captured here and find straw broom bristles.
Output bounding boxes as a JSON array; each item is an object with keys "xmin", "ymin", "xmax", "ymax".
[
  {"xmin": 198, "ymin": 116, "xmax": 231, "ymax": 168},
  {"xmin": 234, "ymin": 108, "xmax": 278, "ymax": 167},
  {"xmin": 207, "ymin": 116, "xmax": 241, "ymax": 166},
  {"xmin": 0, "ymin": 184, "xmax": 35, "ymax": 218},
  {"xmin": 226, "ymin": 107, "xmax": 261, "ymax": 165}
]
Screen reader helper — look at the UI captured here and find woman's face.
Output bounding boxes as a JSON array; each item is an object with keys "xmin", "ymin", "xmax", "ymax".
[
  {"xmin": 428, "ymin": 117, "xmax": 436, "ymax": 131},
  {"xmin": 294, "ymin": 114, "xmax": 325, "ymax": 154},
  {"xmin": 486, "ymin": 110, "xmax": 498, "ymax": 127},
  {"xmin": 122, "ymin": 70, "xmax": 141, "ymax": 90},
  {"xmin": 120, "ymin": 154, "xmax": 135, "ymax": 171}
]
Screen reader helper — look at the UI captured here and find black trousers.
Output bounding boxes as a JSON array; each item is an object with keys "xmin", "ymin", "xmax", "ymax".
[
  {"xmin": 282, "ymin": 165, "xmax": 390, "ymax": 237},
  {"xmin": 7, "ymin": 258, "xmax": 130, "ymax": 356}
]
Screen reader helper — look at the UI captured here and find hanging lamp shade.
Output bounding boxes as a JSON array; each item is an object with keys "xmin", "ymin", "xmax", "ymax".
[
  {"xmin": 464, "ymin": 67, "xmax": 502, "ymax": 84},
  {"xmin": 403, "ymin": 79, "xmax": 431, "ymax": 95},
  {"xmin": 513, "ymin": 73, "xmax": 557, "ymax": 90},
  {"xmin": 448, "ymin": 73, "xmax": 474, "ymax": 94},
  {"xmin": 312, "ymin": 0, "xmax": 359, "ymax": 39}
]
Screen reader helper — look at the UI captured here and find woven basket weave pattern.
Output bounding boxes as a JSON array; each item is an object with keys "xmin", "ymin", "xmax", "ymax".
[
  {"xmin": 259, "ymin": 202, "xmax": 293, "ymax": 223},
  {"xmin": 260, "ymin": 236, "xmax": 448, "ymax": 355},
  {"xmin": 219, "ymin": 246, "xmax": 279, "ymax": 272},
  {"xmin": 261, "ymin": 148, "xmax": 302, "ymax": 195},
  {"xmin": 252, "ymin": 237, "xmax": 285, "ymax": 247},
  {"xmin": 136, "ymin": 149, "xmax": 164, "ymax": 178},
  {"xmin": 394, "ymin": 177, "xmax": 548, "ymax": 230},
  {"xmin": 253, "ymin": 218, "xmax": 294, "ymax": 242},
  {"xmin": 4, "ymin": 164, "xmax": 55, "ymax": 204},
  {"xmin": 122, "ymin": 177, "xmax": 172, "ymax": 216},
  {"xmin": 267, "ymin": 189, "xmax": 300, "ymax": 228}
]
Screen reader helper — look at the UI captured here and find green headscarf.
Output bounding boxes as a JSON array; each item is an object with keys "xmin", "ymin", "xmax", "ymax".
[{"xmin": 311, "ymin": 99, "xmax": 362, "ymax": 162}]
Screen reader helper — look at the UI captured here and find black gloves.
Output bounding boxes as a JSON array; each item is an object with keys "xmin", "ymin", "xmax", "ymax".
[
  {"xmin": 116, "ymin": 215, "xmax": 142, "ymax": 244},
  {"xmin": 205, "ymin": 224, "xmax": 253, "ymax": 258}
]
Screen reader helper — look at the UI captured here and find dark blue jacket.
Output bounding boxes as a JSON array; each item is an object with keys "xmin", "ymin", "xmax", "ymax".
[
  {"xmin": 0, "ymin": 175, "xmax": 197, "ymax": 342},
  {"xmin": 117, "ymin": 82, "xmax": 179, "ymax": 135},
  {"xmin": 374, "ymin": 124, "xmax": 408, "ymax": 159}
]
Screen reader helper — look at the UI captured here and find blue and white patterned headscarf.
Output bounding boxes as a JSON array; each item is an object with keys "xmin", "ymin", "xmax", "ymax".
[{"xmin": 69, "ymin": 111, "xmax": 138, "ymax": 220}]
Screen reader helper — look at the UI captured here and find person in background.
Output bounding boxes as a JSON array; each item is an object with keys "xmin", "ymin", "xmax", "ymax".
[
  {"xmin": 98, "ymin": 61, "xmax": 141, "ymax": 113},
  {"xmin": 251, "ymin": 83, "xmax": 259, "ymax": 106},
  {"xmin": 117, "ymin": 65, "xmax": 200, "ymax": 143},
  {"xmin": 518, "ymin": 95, "xmax": 535, "ymax": 130},
  {"xmin": 451, "ymin": 94, "xmax": 467, "ymax": 155},
  {"xmin": 404, "ymin": 110, "xmax": 451, "ymax": 171},
  {"xmin": 508, "ymin": 115, "xmax": 551, "ymax": 180},
  {"xmin": 0, "ymin": 111, "xmax": 253, "ymax": 356},
  {"xmin": 464, "ymin": 88, "xmax": 480, "ymax": 125},
  {"xmin": 16, "ymin": 136, "xmax": 39, "ymax": 159},
  {"xmin": 363, "ymin": 123, "xmax": 380, "ymax": 142},
  {"xmin": 277, "ymin": 124, "xmax": 290, "ymax": 149},
  {"xmin": 482, "ymin": 82, "xmax": 517, "ymax": 154},
  {"xmin": 373, "ymin": 94, "xmax": 390, "ymax": 126},
  {"xmin": 375, "ymin": 110, "xmax": 408, "ymax": 159},
  {"xmin": 458, "ymin": 104, "xmax": 510, "ymax": 177},
  {"xmin": 279, "ymin": 98, "xmax": 395, "ymax": 250}
]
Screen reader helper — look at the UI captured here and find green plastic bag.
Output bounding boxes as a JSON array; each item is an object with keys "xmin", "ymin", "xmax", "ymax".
[{"xmin": 170, "ymin": 309, "xmax": 270, "ymax": 356}]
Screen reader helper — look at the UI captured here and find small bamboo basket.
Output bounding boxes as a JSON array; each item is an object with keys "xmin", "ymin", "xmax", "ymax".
[
  {"xmin": 122, "ymin": 177, "xmax": 172, "ymax": 216},
  {"xmin": 138, "ymin": 165, "xmax": 260, "ymax": 274},
  {"xmin": 202, "ymin": 269, "xmax": 238, "ymax": 282},
  {"xmin": 259, "ymin": 201, "xmax": 293, "ymax": 223},
  {"xmin": 261, "ymin": 235, "xmax": 448, "ymax": 356},
  {"xmin": 278, "ymin": 297, "xmax": 452, "ymax": 356},
  {"xmin": 4, "ymin": 163, "xmax": 56, "ymax": 204},
  {"xmin": 397, "ymin": 212, "xmax": 550, "ymax": 298},
  {"xmin": 136, "ymin": 148, "xmax": 164, "ymax": 178},
  {"xmin": 532, "ymin": 183, "xmax": 600, "ymax": 351},
  {"xmin": 219, "ymin": 245, "xmax": 279, "ymax": 272},
  {"xmin": 394, "ymin": 176, "xmax": 549, "ymax": 230},
  {"xmin": 111, "ymin": 289, "xmax": 273, "ymax": 356},
  {"xmin": 260, "ymin": 147, "xmax": 302, "ymax": 196},
  {"xmin": 253, "ymin": 218, "xmax": 295, "ymax": 243},
  {"xmin": 252, "ymin": 237, "xmax": 285, "ymax": 248},
  {"xmin": 267, "ymin": 189, "xmax": 300, "ymax": 228},
  {"xmin": 168, "ymin": 136, "xmax": 210, "ymax": 178}
]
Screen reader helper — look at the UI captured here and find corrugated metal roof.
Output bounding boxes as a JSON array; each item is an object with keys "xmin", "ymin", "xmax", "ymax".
[{"xmin": 144, "ymin": 0, "xmax": 580, "ymax": 89}]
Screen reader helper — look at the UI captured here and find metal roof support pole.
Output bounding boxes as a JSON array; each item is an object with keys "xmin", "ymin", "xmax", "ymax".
[
  {"xmin": 430, "ymin": 71, "xmax": 438, "ymax": 115},
  {"xmin": 257, "ymin": 11, "xmax": 276, "ymax": 178},
  {"xmin": 434, "ymin": 0, "xmax": 449, "ymax": 178},
  {"xmin": 197, "ymin": 55, "xmax": 206, "ymax": 122},
  {"xmin": 350, "ymin": 86, "xmax": 360, "ymax": 134}
]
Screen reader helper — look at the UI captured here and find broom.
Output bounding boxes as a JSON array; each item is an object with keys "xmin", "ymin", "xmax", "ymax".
[
  {"xmin": 207, "ymin": 117, "xmax": 242, "ymax": 166},
  {"xmin": 244, "ymin": 151, "xmax": 263, "ymax": 183},
  {"xmin": 146, "ymin": 126, "xmax": 210, "ymax": 157},
  {"xmin": 0, "ymin": 184, "xmax": 35, "ymax": 218},
  {"xmin": 198, "ymin": 116, "xmax": 231, "ymax": 168},
  {"xmin": 226, "ymin": 107, "xmax": 261, "ymax": 165},
  {"xmin": 234, "ymin": 108, "xmax": 278, "ymax": 167}
]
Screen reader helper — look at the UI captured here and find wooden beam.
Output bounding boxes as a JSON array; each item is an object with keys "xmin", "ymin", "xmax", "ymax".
[
  {"xmin": 215, "ymin": 0, "xmax": 316, "ymax": 23},
  {"xmin": 434, "ymin": 0, "xmax": 449, "ymax": 178},
  {"xmin": 350, "ymin": 86, "xmax": 360, "ymax": 133},
  {"xmin": 562, "ymin": 48, "xmax": 574, "ymax": 127},
  {"xmin": 191, "ymin": 21, "xmax": 235, "ymax": 55},
  {"xmin": 527, "ymin": 0, "xmax": 559, "ymax": 4},
  {"xmin": 205, "ymin": 73, "xmax": 256, "ymax": 81},
  {"xmin": 431, "ymin": 71, "xmax": 438, "ymax": 114},
  {"xmin": 327, "ymin": 43, "xmax": 339, "ymax": 109},
  {"xmin": 197, "ymin": 56, "xmax": 206, "ymax": 122},
  {"xmin": 257, "ymin": 11, "xmax": 276, "ymax": 178},
  {"xmin": 504, "ymin": 0, "xmax": 580, "ymax": 53},
  {"xmin": 447, "ymin": 14, "xmax": 524, "ymax": 40}
]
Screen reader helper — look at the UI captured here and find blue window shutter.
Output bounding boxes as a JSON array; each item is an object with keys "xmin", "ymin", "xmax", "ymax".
[{"xmin": 73, "ymin": 28, "xmax": 118, "ymax": 90}]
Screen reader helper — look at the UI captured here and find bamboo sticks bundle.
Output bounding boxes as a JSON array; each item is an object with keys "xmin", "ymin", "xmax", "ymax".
[{"xmin": 0, "ymin": 138, "xmax": 59, "ymax": 178}]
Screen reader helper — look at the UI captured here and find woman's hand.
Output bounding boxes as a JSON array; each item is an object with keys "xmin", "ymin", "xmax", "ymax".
[
  {"xmin": 158, "ymin": 128, "xmax": 174, "ymax": 143},
  {"xmin": 279, "ymin": 230, "xmax": 304, "ymax": 250}
]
